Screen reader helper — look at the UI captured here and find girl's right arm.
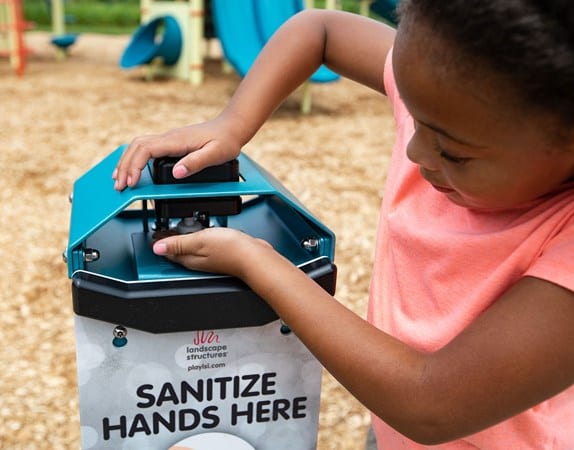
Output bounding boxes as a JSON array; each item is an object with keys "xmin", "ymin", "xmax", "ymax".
[{"xmin": 113, "ymin": 9, "xmax": 395, "ymax": 190}]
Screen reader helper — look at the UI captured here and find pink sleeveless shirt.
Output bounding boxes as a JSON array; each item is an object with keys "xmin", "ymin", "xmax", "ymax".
[{"xmin": 367, "ymin": 51, "xmax": 574, "ymax": 449}]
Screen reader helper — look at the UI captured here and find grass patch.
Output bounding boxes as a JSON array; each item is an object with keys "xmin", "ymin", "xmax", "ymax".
[
  {"xmin": 24, "ymin": 0, "xmax": 140, "ymax": 34},
  {"xmin": 23, "ymin": 0, "xmax": 373, "ymax": 35}
]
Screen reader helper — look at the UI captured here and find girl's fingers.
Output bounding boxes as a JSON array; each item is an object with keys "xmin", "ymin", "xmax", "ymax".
[
  {"xmin": 153, "ymin": 233, "xmax": 202, "ymax": 258},
  {"xmin": 174, "ymin": 141, "xmax": 235, "ymax": 179},
  {"xmin": 112, "ymin": 122, "xmax": 241, "ymax": 190},
  {"xmin": 114, "ymin": 134, "xmax": 187, "ymax": 190}
]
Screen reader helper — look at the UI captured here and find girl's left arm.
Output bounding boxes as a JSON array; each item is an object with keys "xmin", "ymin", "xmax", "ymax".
[{"xmin": 153, "ymin": 228, "xmax": 574, "ymax": 445}]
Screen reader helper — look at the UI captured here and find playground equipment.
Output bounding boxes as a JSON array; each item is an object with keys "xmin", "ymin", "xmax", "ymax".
[
  {"xmin": 0, "ymin": 0, "xmax": 33, "ymax": 76},
  {"xmin": 51, "ymin": 32, "xmax": 78, "ymax": 53},
  {"xmin": 213, "ymin": 0, "xmax": 338, "ymax": 84},
  {"xmin": 120, "ymin": 15, "xmax": 183, "ymax": 72},
  {"xmin": 256, "ymin": 0, "xmax": 341, "ymax": 112},
  {"xmin": 65, "ymin": 147, "xmax": 337, "ymax": 449},
  {"xmin": 121, "ymin": 0, "xmax": 339, "ymax": 112},
  {"xmin": 48, "ymin": 0, "xmax": 78, "ymax": 59},
  {"xmin": 122, "ymin": 0, "xmax": 205, "ymax": 84},
  {"xmin": 211, "ymin": 0, "xmax": 340, "ymax": 113}
]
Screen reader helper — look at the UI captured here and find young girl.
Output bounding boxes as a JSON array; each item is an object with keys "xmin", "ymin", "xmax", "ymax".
[{"xmin": 113, "ymin": 1, "xmax": 574, "ymax": 448}]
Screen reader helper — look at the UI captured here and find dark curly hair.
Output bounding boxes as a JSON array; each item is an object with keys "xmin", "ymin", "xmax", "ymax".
[{"xmin": 398, "ymin": 0, "xmax": 574, "ymax": 127}]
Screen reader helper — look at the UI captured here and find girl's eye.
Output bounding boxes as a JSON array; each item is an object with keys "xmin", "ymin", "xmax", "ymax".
[
  {"xmin": 439, "ymin": 150, "xmax": 468, "ymax": 164},
  {"xmin": 433, "ymin": 141, "xmax": 470, "ymax": 164}
]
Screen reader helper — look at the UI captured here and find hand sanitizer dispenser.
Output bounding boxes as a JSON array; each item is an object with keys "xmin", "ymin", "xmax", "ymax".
[{"xmin": 65, "ymin": 146, "xmax": 336, "ymax": 450}]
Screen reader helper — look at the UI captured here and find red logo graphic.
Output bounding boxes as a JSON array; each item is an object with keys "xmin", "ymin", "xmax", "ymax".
[{"xmin": 193, "ymin": 330, "xmax": 220, "ymax": 346}]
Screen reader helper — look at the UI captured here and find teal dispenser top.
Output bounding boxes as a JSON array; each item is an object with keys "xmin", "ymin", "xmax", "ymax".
[{"xmin": 66, "ymin": 145, "xmax": 336, "ymax": 333}]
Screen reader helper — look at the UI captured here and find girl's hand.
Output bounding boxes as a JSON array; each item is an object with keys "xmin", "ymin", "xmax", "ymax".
[
  {"xmin": 112, "ymin": 118, "xmax": 242, "ymax": 191},
  {"xmin": 152, "ymin": 228, "xmax": 273, "ymax": 278}
]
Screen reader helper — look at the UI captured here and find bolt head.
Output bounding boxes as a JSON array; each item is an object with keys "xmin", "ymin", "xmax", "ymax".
[
  {"xmin": 302, "ymin": 238, "xmax": 319, "ymax": 251},
  {"xmin": 113, "ymin": 325, "xmax": 127, "ymax": 339}
]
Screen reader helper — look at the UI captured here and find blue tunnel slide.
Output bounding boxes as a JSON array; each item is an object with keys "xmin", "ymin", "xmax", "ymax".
[
  {"xmin": 211, "ymin": 0, "xmax": 339, "ymax": 83},
  {"xmin": 119, "ymin": 0, "xmax": 340, "ymax": 84}
]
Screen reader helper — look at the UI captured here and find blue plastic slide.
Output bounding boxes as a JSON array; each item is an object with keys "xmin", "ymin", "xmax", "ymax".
[
  {"xmin": 211, "ymin": 0, "xmax": 339, "ymax": 83},
  {"xmin": 253, "ymin": 0, "xmax": 305, "ymax": 40},
  {"xmin": 254, "ymin": 0, "xmax": 339, "ymax": 83},
  {"xmin": 120, "ymin": 15, "xmax": 183, "ymax": 68},
  {"xmin": 210, "ymin": 0, "xmax": 263, "ymax": 77}
]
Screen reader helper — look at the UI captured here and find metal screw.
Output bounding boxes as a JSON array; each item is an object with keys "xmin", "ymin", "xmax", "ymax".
[
  {"xmin": 302, "ymin": 237, "xmax": 319, "ymax": 252},
  {"xmin": 68, "ymin": 192, "xmax": 73, "ymax": 204},
  {"xmin": 83, "ymin": 248, "xmax": 100, "ymax": 263},
  {"xmin": 113, "ymin": 325, "xmax": 127, "ymax": 339},
  {"xmin": 112, "ymin": 326, "xmax": 128, "ymax": 348},
  {"xmin": 62, "ymin": 249, "xmax": 68, "ymax": 263}
]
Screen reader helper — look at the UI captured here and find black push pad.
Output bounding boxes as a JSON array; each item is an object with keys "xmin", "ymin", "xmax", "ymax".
[{"xmin": 153, "ymin": 157, "xmax": 239, "ymax": 184}]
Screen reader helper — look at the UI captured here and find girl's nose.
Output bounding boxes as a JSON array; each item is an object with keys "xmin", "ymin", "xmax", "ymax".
[{"xmin": 406, "ymin": 124, "xmax": 441, "ymax": 172}]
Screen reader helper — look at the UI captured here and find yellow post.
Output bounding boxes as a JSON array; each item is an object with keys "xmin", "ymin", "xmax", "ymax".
[
  {"xmin": 51, "ymin": 0, "xmax": 66, "ymax": 59},
  {"xmin": 302, "ymin": 0, "xmax": 339, "ymax": 112},
  {"xmin": 360, "ymin": 0, "xmax": 373, "ymax": 16},
  {"xmin": 300, "ymin": 82, "xmax": 312, "ymax": 115},
  {"xmin": 141, "ymin": 0, "xmax": 151, "ymax": 18},
  {"xmin": 189, "ymin": 0, "xmax": 204, "ymax": 85},
  {"xmin": 52, "ymin": 0, "xmax": 64, "ymax": 35},
  {"xmin": 0, "ymin": 2, "xmax": 8, "ymax": 56},
  {"xmin": 3, "ymin": 1, "xmax": 18, "ymax": 70},
  {"xmin": 325, "ymin": 0, "xmax": 338, "ymax": 10},
  {"xmin": 140, "ymin": 0, "xmax": 205, "ymax": 84},
  {"xmin": 0, "ymin": 2, "xmax": 16, "ymax": 69}
]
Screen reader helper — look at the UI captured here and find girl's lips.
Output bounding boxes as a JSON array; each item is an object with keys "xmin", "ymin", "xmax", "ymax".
[
  {"xmin": 419, "ymin": 168, "xmax": 455, "ymax": 194},
  {"xmin": 431, "ymin": 183, "xmax": 455, "ymax": 193}
]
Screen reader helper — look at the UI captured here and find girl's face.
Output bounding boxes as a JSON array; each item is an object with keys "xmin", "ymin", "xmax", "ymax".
[{"xmin": 393, "ymin": 23, "xmax": 574, "ymax": 210}]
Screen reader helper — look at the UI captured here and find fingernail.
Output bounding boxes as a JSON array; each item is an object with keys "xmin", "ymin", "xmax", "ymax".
[
  {"xmin": 112, "ymin": 168, "xmax": 118, "ymax": 179},
  {"xmin": 127, "ymin": 176, "xmax": 133, "ymax": 186},
  {"xmin": 173, "ymin": 165, "xmax": 188, "ymax": 178},
  {"xmin": 153, "ymin": 242, "xmax": 167, "ymax": 255}
]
